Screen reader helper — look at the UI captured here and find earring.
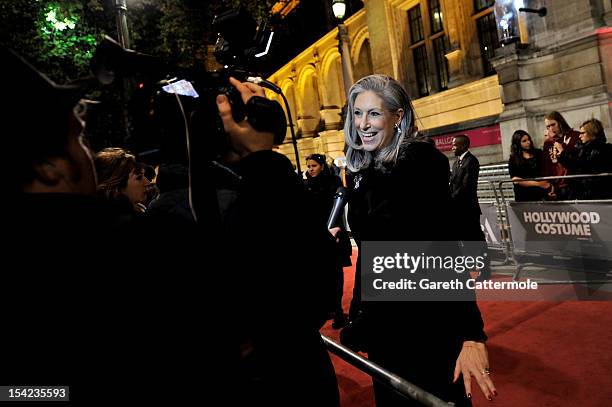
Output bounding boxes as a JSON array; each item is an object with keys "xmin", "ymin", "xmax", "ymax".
[{"xmin": 394, "ymin": 123, "xmax": 401, "ymax": 133}]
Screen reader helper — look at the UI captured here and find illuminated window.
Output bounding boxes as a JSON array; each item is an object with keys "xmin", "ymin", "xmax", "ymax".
[
  {"xmin": 433, "ymin": 35, "xmax": 450, "ymax": 90},
  {"xmin": 408, "ymin": 2, "xmax": 452, "ymax": 95},
  {"xmin": 413, "ymin": 45, "xmax": 430, "ymax": 97},
  {"xmin": 408, "ymin": 6, "xmax": 424, "ymax": 44},
  {"xmin": 429, "ymin": 0, "xmax": 444, "ymax": 34},
  {"xmin": 474, "ymin": 0, "xmax": 495, "ymax": 12},
  {"xmin": 476, "ymin": 12, "xmax": 500, "ymax": 76}
]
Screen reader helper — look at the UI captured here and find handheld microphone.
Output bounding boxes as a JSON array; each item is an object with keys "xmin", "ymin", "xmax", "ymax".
[{"xmin": 327, "ymin": 186, "xmax": 348, "ymax": 230}]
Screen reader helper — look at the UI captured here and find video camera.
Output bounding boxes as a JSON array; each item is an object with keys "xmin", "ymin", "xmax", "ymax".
[{"xmin": 90, "ymin": 7, "xmax": 286, "ymax": 163}]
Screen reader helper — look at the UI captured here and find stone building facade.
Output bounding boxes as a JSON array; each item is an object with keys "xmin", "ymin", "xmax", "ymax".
[{"xmin": 267, "ymin": 0, "xmax": 611, "ymax": 170}]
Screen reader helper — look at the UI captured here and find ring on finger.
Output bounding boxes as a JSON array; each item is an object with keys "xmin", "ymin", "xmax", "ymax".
[{"xmin": 482, "ymin": 368, "xmax": 491, "ymax": 375}]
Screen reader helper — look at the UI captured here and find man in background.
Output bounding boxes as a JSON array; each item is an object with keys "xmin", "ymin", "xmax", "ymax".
[{"xmin": 450, "ymin": 135, "xmax": 490, "ymax": 280}]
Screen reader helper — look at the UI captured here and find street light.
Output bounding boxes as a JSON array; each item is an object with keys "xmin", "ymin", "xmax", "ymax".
[
  {"xmin": 114, "ymin": 0, "xmax": 133, "ymax": 145},
  {"xmin": 114, "ymin": 0, "xmax": 130, "ymax": 49},
  {"xmin": 332, "ymin": 0, "xmax": 353, "ymax": 191},
  {"xmin": 493, "ymin": 0, "xmax": 547, "ymax": 45},
  {"xmin": 332, "ymin": 0, "xmax": 354, "ymax": 98},
  {"xmin": 332, "ymin": 0, "xmax": 346, "ymax": 19}
]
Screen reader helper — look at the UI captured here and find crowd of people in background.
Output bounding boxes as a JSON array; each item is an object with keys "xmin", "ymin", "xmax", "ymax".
[{"xmin": 509, "ymin": 112, "xmax": 612, "ymax": 201}]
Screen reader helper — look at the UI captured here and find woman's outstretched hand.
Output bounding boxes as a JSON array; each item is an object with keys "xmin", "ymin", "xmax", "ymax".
[{"xmin": 453, "ymin": 340, "xmax": 498, "ymax": 401}]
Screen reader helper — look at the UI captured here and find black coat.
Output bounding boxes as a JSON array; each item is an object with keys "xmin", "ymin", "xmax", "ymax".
[
  {"xmin": 345, "ymin": 140, "xmax": 486, "ymax": 406},
  {"xmin": 348, "ymin": 141, "xmax": 452, "ymax": 242}
]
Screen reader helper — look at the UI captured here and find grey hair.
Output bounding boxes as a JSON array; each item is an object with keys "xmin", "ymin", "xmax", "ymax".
[{"xmin": 344, "ymin": 74, "xmax": 415, "ymax": 173}]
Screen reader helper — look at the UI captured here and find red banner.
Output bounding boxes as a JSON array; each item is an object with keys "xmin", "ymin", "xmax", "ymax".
[{"xmin": 431, "ymin": 123, "xmax": 501, "ymax": 152}]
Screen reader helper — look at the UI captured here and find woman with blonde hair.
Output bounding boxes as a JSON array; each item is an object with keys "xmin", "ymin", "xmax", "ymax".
[{"xmin": 555, "ymin": 118, "xmax": 612, "ymax": 199}]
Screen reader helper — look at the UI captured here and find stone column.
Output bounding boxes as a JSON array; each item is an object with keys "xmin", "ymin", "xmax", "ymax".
[
  {"xmin": 363, "ymin": 0, "xmax": 395, "ymax": 76},
  {"xmin": 443, "ymin": 0, "xmax": 473, "ymax": 88},
  {"xmin": 338, "ymin": 23, "xmax": 355, "ymax": 98}
]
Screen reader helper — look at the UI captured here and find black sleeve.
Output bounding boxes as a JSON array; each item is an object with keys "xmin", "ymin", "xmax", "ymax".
[
  {"xmin": 534, "ymin": 149, "xmax": 544, "ymax": 176},
  {"xmin": 457, "ymin": 301, "xmax": 488, "ymax": 342},
  {"xmin": 392, "ymin": 142, "xmax": 452, "ymax": 240},
  {"xmin": 508, "ymin": 157, "xmax": 518, "ymax": 178},
  {"xmin": 557, "ymin": 147, "xmax": 580, "ymax": 171},
  {"xmin": 586, "ymin": 147, "xmax": 610, "ymax": 174}
]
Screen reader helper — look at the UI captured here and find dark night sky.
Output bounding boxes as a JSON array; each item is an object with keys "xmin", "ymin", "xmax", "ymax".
[{"xmin": 260, "ymin": 0, "xmax": 364, "ymax": 76}]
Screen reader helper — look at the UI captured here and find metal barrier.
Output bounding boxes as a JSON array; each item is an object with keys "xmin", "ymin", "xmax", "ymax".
[
  {"xmin": 477, "ymin": 164, "xmax": 515, "ymax": 263},
  {"xmin": 478, "ymin": 163, "xmax": 514, "ymax": 203},
  {"xmin": 479, "ymin": 180, "xmax": 513, "ymax": 263},
  {"xmin": 484, "ymin": 173, "xmax": 612, "ymax": 283},
  {"xmin": 321, "ymin": 335, "xmax": 453, "ymax": 407}
]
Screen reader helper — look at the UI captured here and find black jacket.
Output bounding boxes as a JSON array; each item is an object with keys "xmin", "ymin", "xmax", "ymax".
[
  {"xmin": 348, "ymin": 140, "xmax": 453, "ymax": 242},
  {"xmin": 450, "ymin": 151, "xmax": 481, "ymax": 215},
  {"xmin": 557, "ymin": 138, "xmax": 612, "ymax": 200}
]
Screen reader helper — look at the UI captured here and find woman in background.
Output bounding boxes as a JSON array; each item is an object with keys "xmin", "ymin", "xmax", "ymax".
[
  {"xmin": 555, "ymin": 118, "xmax": 612, "ymax": 199},
  {"xmin": 95, "ymin": 147, "xmax": 150, "ymax": 215},
  {"xmin": 508, "ymin": 130, "xmax": 551, "ymax": 201},
  {"xmin": 304, "ymin": 153, "xmax": 351, "ymax": 329}
]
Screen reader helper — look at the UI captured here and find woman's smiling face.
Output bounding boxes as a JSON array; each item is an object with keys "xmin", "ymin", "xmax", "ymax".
[{"xmin": 353, "ymin": 91, "xmax": 402, "ymax": 152}]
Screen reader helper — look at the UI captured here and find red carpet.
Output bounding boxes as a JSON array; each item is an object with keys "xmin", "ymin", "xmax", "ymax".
[{"xmin": 320, "ymin": 250, "xmax": 612, "ymax": 406}]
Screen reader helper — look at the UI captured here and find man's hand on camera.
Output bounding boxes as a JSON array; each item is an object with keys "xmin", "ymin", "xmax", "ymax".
[
  {"xmin": 230, "ymin": 76, "xmax": 265, "ymax": 103},
  {"xmin": 216, "ymin": 77, "xmax": 274, "ymax": 159}
]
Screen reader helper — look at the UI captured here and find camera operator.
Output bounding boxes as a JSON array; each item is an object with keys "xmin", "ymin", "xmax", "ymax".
[{"xmin": 215, "ymin": 78, "xmax": 340, "ymax": 406}]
